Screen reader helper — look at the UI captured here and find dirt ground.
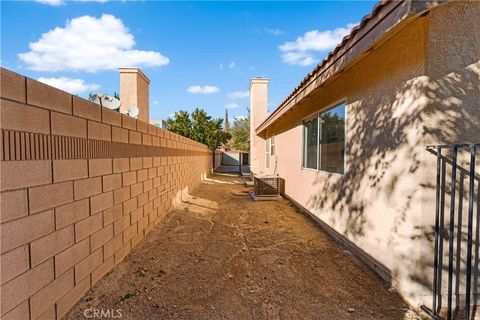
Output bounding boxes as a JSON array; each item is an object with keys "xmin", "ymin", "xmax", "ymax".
[{"xmin": 66, "ymin": 174, "xmax": 420, "ymax": 320}]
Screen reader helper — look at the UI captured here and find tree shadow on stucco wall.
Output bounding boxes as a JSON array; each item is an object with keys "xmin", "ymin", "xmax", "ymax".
[{"xmin": 304, "ymin": 58, "xmax": 479, "ymax": 309}]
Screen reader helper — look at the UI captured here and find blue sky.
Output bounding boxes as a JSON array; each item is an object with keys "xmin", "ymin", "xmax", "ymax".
[{"xmin": 1, "ymin": 0, "xmax": 375, "ymax": 122}]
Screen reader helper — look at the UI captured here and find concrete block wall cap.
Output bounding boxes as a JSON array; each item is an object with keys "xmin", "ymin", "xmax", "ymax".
[{"xmin": 118, "ymin": 67, "xmax": 150, "ymax": 84}]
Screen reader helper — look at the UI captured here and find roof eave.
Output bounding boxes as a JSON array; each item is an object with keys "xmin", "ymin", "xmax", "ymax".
[{"xmin": 255, "ymin": 0, "xmax": 444, "ymax": 136}]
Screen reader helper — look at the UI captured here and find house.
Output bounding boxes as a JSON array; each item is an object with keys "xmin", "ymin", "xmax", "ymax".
[
  {"xmin": 249, "ymin": 0, "xmax": 479, "ymax": 313},
  {"xmin": 150, "ymin": 119, "xmax": 168, "ymax": 129}
]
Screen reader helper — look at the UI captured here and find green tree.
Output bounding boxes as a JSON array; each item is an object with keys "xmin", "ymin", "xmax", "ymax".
[
  {"xmin": 229, "ymin": 115, "xmax": 250, "ymax": 151},
  {"xmin": 167, "ymin": 108, "xmax": 230, "ymax": 150},
  {"xmin": 166, "ymin": 111, "xmax": 192, "ymax": 138}
]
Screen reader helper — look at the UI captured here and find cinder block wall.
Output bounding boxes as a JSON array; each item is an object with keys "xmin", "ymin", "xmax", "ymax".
[{"xmin": 0, "ymin": 68, "xmax": 212, "ymax": 320}]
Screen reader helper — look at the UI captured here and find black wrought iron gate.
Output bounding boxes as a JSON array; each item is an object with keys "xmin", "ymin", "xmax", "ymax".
[{"xmin": 422, "ymin": 144, "xmax": 479, "ymax": 320}]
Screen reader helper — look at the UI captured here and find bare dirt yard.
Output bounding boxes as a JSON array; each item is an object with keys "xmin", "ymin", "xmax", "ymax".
[{"xmin": 66, "ymin": 174, "xmax": 419, "ymax": 320}]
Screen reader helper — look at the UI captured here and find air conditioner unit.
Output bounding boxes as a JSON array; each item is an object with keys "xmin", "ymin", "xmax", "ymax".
[{"xmin": 252, "ymin": 174, "xmax": 281, "ymax": 200}]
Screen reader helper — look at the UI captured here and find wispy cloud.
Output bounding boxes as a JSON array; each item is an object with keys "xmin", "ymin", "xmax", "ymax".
[
  {"xmin": 265, "ymin": 28, "xmax": 284, "ymax": 36},
  {"xmin": 152, "ymin": 100, "xmax": 159, "ymax": 105},
  {"xmin": 227, "ymin": 91, "xmax": 249, "ymax": 99},
  {"xmin": 228, "ymin": 62, "xmax": 236, "ymax": 69},
  {"xmin": 279, "ymin": 23, "xmax": 355, "ymax": 66},
  {"xmin": 187, "ymin": 85, "xmax": 220, "ymax": 94},
  {"xmin": 225, "ymin": 102, "xmax": 239, "ymax": 109},
  {"xmin": 19, "ymin": 14, "xmax": 169, "ymax": 72},
  {"xmin": 37, "ymin": 77, "xmax": 99, "ymax": 95}
]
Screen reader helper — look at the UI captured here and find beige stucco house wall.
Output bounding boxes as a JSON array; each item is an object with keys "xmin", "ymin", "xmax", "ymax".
[{"xmin": 250, "ymin": 0, "xmax": 479, "ymax": 310}]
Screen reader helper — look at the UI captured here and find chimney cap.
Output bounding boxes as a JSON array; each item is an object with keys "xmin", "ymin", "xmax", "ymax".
[
  {"xmin": 250, "ymin": 77, "xmax": 269, "ymax": 90},
  {"xmin": 118, "ymin": 67, "xmax": 150, "ymax": 84},
  {"xmin": 250, "ymin": 77, "xmax": 269, "ymax": 82}
]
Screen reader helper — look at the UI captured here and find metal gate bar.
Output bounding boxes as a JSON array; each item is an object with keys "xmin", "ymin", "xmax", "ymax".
[{"xmin": 422, "ymin": 143, "xmax": 479, "ymax": 320}]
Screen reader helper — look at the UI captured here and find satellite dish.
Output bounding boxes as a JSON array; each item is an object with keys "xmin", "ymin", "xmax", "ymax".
[
  {"xmin": 91, "ymin": 94, "xmax": 120, "ymax": 110},
  {"xmin": 126, "ymin": 106, "xmax": 139, "ymax": 118}
]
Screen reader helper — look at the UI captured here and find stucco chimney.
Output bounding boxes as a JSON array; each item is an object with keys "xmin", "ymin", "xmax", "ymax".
[
  {"xmin": 249, "ymin": 77, "xmax": 269, "ymax": 173},
  {"xmin": 119, "ymin": 67, "xmax": 150, "ymax": 122}
]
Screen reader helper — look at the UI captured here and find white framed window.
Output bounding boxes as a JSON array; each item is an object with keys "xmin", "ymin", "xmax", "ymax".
[
  {"xmin": 265, "ymin": 135, "xmax": 275, "ymax": 169},
  {"xmin": 302, "ymin": 102, "xmax": 345, "ymax": 174}
]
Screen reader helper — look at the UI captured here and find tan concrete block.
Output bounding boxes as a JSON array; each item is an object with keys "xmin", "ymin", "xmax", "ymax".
[
  {"xmin": 142, "ymin": 133, "xmax": 152, "ymax": 146},
  {"xmin": 148, "ymin": 188, "xmax": 157, "ymax": 201},
  {"xmin": 121, "ymin": 114, "xmax": 136, "ymax": 130},
  {"xmin": 27, "ymin": 78, "xmax": 72, "ymax": 114},
  {"xmin": 91, "ymin": 255, "xmax": 114, "ymax": 285},
  {"xmin": 89, "ymin": 158, "xmax": 112, "ymax": 177},
  {"xmin": 113, "ymin": 214, "xmax": 130, "ymax": 235},
  {"xmin": 143, "ymin": 179, "xmax": 153, "ymax": 193},
  {"xmin": 130, "ymin": 207, "xmax": 143, "ymax": 224},
  {"xmin": 102, "ymin": 108, "xmax": 121, "ymax": 126},
  {"xmin": 148, "ymin": 167, "xmax": 156, "ymax": 179},
  {"xmin": 2, "ymin": 299, "xmax": 29, "ymax": 320},
  {"xmin": 112, "ymin": 126, "xmax": 129, "ymax": 143},
  {"xmin": 1, "ymin": 210, "xmax": 54, "ymax": 253},
  {"xmin": 31, "ymin": 226, "xmax": 74, "ymax": 267},
  {"xmin": 103, "ymin": 233, "xmax": 122, "ymax": 259},
  {"xmin": 55, "ymin": 238, "xmax": 89, "ymax": 276},
  {"xmin": 143, "ymin": 200, "xmax": 153, "ymax": 216},
  {"xmin": 113, "ymin": 158, "xmax": 129, "ymax": 173},
  {"xmin": 55, "ymin": 199, "xmax": 89, "ymax": 229},
  {"xmin": 138, "ymin": 215, "xmax": 149, "ymax": 232},
  {"xmin": 74, "ymin": 248, "xmax": 103, "ymax": 283},
  {"xmin": 90, "ymin": 191, "xmax": 113, "ymax": 214},
  {"xmin": 123, "ymin": 223, "xmax": 137, "ymax": 244},
  {"xmin": 103, "ymin": 203, "xmax": 122, "ymax": 226},
  {"xmin": 130, "ymin": 182, "xmax": 143, "ymax": 197},
  {"xmin": 88, "ymin": 121, "xmax": 111, "ymax": 141},
  {"xmin": 114, "ymin": 242, "xmax": 131, "ymax": 265},
  {"xmin": 137, "ymin": 169, "xmax": 148, "ymax": 182},
  {"xmin": 129, "ymin": 130, "xmax": 141, "ymax": 144},
  {"xmin": 136, "ymin": 120, "xmax": 148, "ymax": 133},
  {"xmin": 123, "ymin": 197, "xmax": 137, "ymax": 214},
  {"xmin": 75, "ymin": 213, "xmax": 102, "ymax": 241},
  {"xmin": 30, "ymin": 269, "xmax": 74, "ymax": 319},
  {"xmin": 148, "ymin": 124, "xmax": 157, "ymax": 135},
  {"xmin": 74, "ymin": 177, "xmax": 102, "ymax": 200},
  {"xmin": 29, "ymin": 181, "xmax": 73, "ymax": 213},
  {"xmin": 130, "ymin": 157, "xmax": 143, "ymax": 170},
  {"xmin": 0, "ymin": 245, "xmax": 29, "ymax": 285},
  {"xmin": 56, "ymin": 276, "xmax": 90, "ymax": 319},
  {"xmin": 73, "ymin": 96, "xmax": 101, "ymax": 121},
  {"xmin": 0, "ymin": 259, "xmax": 53, "ymax": 316},
  {"xmin": 53, "ymin": 159, "xmax": 88, "ymax": 182},
  {"xmin": 131, "ymin": 231, "xmax": 144, "ymax": 248},
  {"xmin": 157, "ymin": 128, "xmax": 165, "ymax": 138},
  {"xmin": 51, "ymin": 112, "xmax": 86, "ymax": 138},
  {"xmin": 36, "ymin": 305, "xmax": 55, "ymax": 320},
  {"xmin": 152, "ymin": 136, "xmax": 160, "ymax": 146},
  {"xmin": 103, "ymin": 173, "xmax": 122, "ymax": 192},
  {"xmin": 122, "ymin": 171, "xmax": 136, "ymax": 186},
  {"xmin": 91, "ymin": 224, "xmax": 114, "ymax": 252},
  {"xmin": 0, "ymin": 68, "xmax": 26, "ymax": 103},
  {"xmin": 113, "ymin": 186, "xmax": 130, "ymax": 204},
  {"xmin": 145, "ymin": 222, "xmax": 154, "ymax": 236},
  {"xmin": 0, "ymin": 190, "xmax": 28, "ymax": 222},
  {"xmin": 0, "ymin": 99, "xmax": 50, "ymax": 133},
  {"xmin": 160, "ymin": 138, "xmax": 167, "ymax": 147},
  {"xmin": 1, "ymin": 160, "xmax": 51, "ymax": 191},
  {"xmin": 142, "ymin": 157, "xmax": 153, "ymax": 168},
  {"xmin": 137, "ymin": 192, "xmax": 149, "ymax": 207}
]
